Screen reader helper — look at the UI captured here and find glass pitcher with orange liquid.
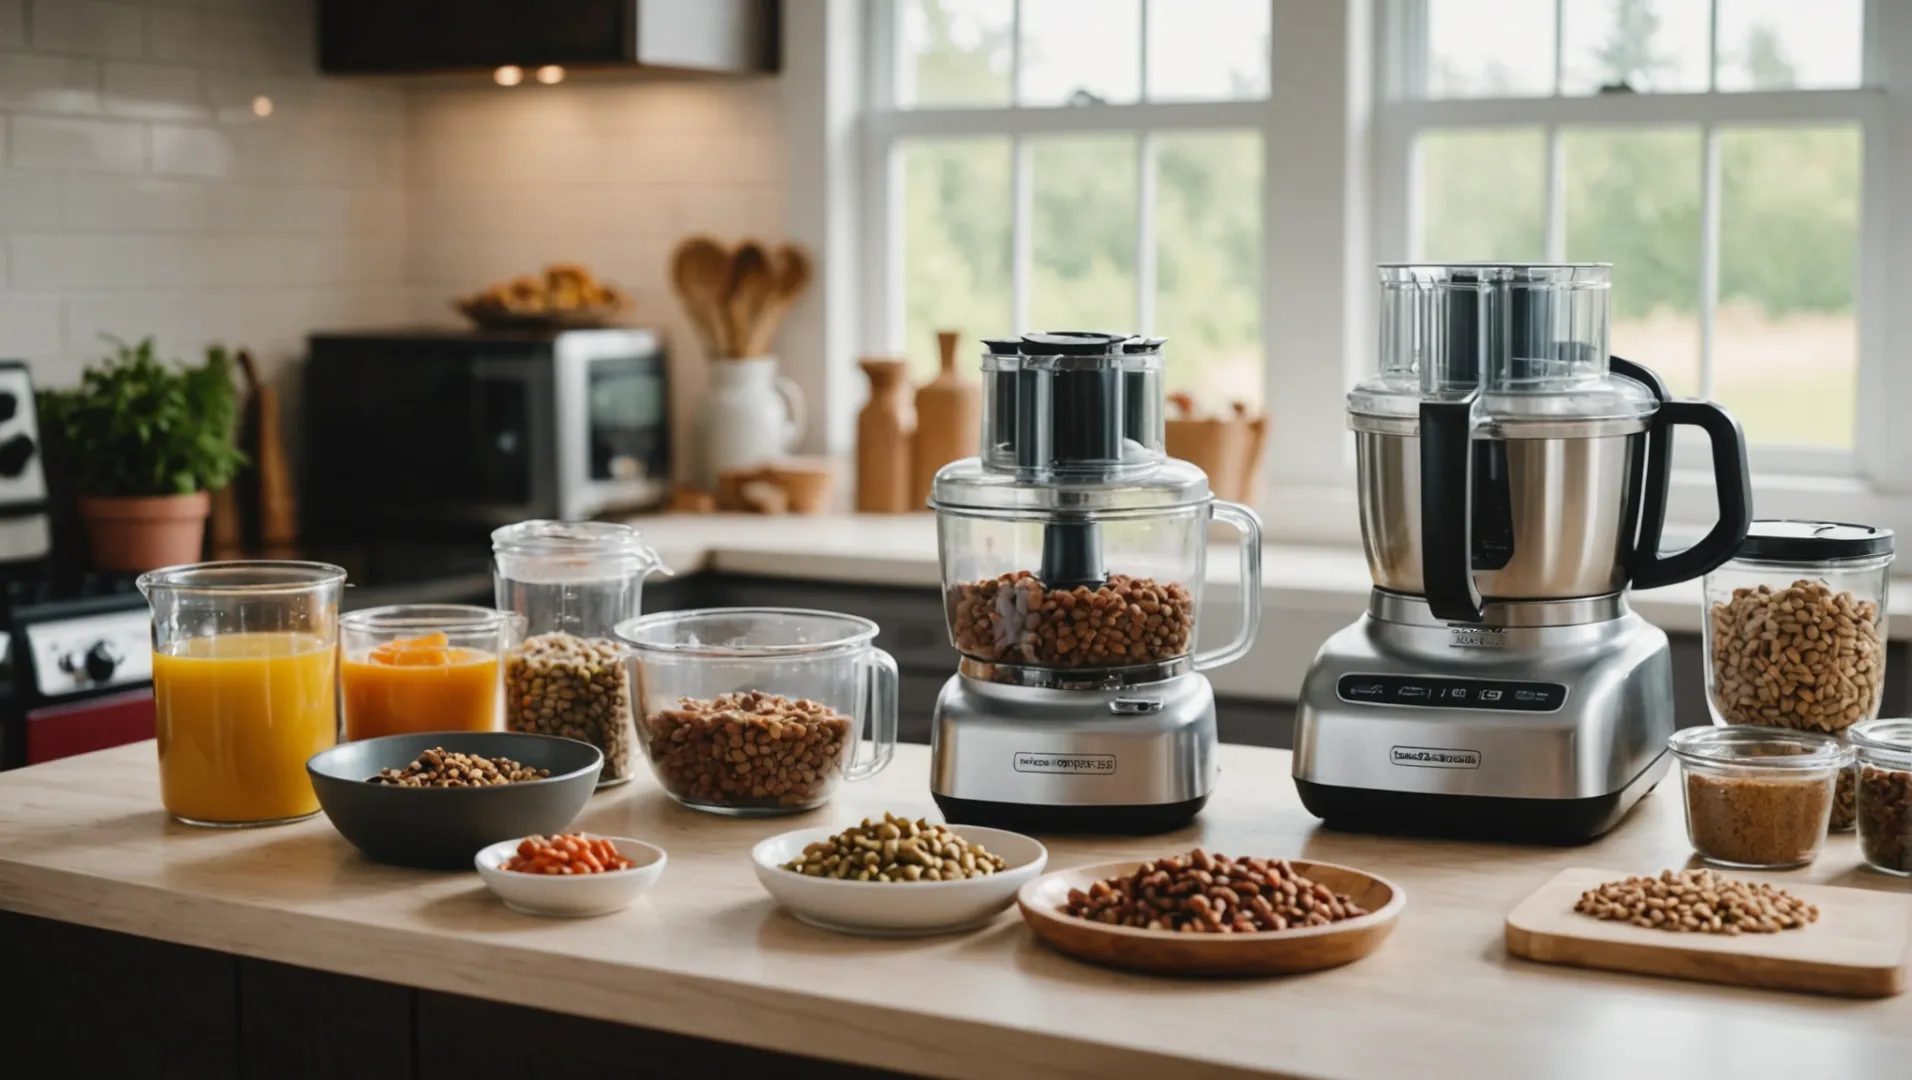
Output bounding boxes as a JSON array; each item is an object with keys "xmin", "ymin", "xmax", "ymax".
[{"xmin": 138, "ymin": 562, "xmax": 345, "ymax": 827}]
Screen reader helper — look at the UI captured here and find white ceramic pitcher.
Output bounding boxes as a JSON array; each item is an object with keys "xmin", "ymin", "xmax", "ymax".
[{"xmin": 693, "ymin": 356, "xmax": 807, "ymax": 489}]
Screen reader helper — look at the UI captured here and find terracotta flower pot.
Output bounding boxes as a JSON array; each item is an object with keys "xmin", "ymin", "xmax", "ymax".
[{"xmin": 77, "ymin": 491, "xmax": 211, "ymax": 573}]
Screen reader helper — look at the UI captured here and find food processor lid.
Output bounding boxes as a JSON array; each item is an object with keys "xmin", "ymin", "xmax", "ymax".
[
  {"xmin": 1734, "ymin": 520, "xmax": 1895, "ymax": 562},
  {"xmin": 930, "ymin": 456, "xmax": 1212, "ymax": 513},
  {"xmin": 1351, "ymin": 262, "xmax": 1660, "ymax": 436}
]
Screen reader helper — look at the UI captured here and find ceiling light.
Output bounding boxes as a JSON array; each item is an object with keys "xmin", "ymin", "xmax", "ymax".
[
  {"xmin": 493, "ymin": 65, "xmax": 524, "ymax": 87},
  {"xmin": 535, "ymin": 65, "xmax": 565, "ymax": 85},
  {"xmin": 251, "ymin": 95, "xmax": 273, "ymax": 117}
]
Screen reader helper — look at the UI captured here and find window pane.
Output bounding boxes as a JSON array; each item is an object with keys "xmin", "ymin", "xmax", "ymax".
[
  {"xmin": 1714, "ymin": 126, "xmax": 1860, "ymax": 449},
  {"xmin": 897, "ymin": 0, "xmax": 1014, "ymax": 108},
  {"xmin": 1155, "ymin": 132, "xmax": 1263, "ymax": 407},
  {"xmin": 1716, "ymin": 0, "xmax": 1863, "ymax": 91},
  {"xmin": 1418, "ymin": 129, "xmax": 1547, "ymax": 261},
  {"xmin": 1562, "ymin": 127, "xmax": 1703, "ymax": 397},
  {"xmin": 1145, "ymin": 0, "xmax": 1270, "ymax": 102},
  {"xmin": 1425, "ymin": 0, "xmax": 1556, "ymax": 99},
  {"xmin": 901, "ymin": 139, "xmax": 1013, "ymax": 382},
  {"xmin": 1018, "ymin": 0, "xmax": 1141, "ymax": 106},
  {"xmin": 1030, "ymin": 136, "xmax": 1138, "ymax": 333},
  {"xmin": 1561, "ymin": 0, "xmax": 1708, "ymax": 95}
]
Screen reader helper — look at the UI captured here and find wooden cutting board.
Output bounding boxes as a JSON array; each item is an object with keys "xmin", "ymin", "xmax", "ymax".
[{"xmin": 1506, "ymin": 867, "xmax": 1910, "ymax": 998}]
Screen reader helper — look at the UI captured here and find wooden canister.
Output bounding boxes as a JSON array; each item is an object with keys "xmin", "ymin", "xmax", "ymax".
[
  {"xmin": 856, "ymin": 358, "xmax": 915, "ymax": 513},
  {"xmin": 909, "ymin": 330, "xmax": 980, "ymax": 509}
]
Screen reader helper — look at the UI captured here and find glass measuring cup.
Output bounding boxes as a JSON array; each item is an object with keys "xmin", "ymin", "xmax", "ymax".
[
  {"xmin": 617, "ymin": 608, "xmax": 899, "ymax": 815},
  {"xmin": 138, "ymin": 561, "xmax": 346, "ymax": 827}
]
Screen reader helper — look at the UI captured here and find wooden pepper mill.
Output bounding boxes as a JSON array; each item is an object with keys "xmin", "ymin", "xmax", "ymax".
[
  {"xmin": 855, "ymin": 357, "xmax": 915, "ymax": 513},
  {"xmin": 909, "ymin": 330, "xmax": 980, "ymax": 510}
]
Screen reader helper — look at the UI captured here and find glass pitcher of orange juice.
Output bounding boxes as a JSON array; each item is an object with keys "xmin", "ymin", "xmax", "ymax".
[
  {"xmin": 339, "ymin": 605, "xmax": 522, "ymax": 741},
  {"xmin": 138, "ymin": 562, "xmax": 345, "ymax": 827}
]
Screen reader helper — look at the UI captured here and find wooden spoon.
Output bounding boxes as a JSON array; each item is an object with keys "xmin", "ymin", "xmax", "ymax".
[
  {"xmin": 726, "ymin": 241, "xmax": 774, "ymax": 359},
  {"xmin": 670, "ymin": 236, "xmax": 733, "ymax": 359},
  {"xmin": 743, "ymin": 245, "xmax": 814, "ymax": 357}
]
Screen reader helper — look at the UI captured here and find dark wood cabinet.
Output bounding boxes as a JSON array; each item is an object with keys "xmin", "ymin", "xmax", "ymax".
[
  {"xmin": 0, "ymin": 911, "xmax": 895, "ymax": 1080},
  {"xmin": 318, "ymin": 0, "xmax": 779, "ymax": 75}
]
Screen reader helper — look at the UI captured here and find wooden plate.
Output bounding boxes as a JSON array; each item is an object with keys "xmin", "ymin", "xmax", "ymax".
[{"xmin": 1016, "ymin": 858, "xmax": 1404, "ymax": 977}]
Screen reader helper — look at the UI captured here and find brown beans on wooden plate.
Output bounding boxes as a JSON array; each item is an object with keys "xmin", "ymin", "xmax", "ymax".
[{"xmin": 1062, "ymin": 849, "xmax": 1369, "ymax": 934}]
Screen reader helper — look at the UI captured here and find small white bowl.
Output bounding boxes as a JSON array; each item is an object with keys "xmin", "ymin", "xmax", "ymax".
[
  {"xmin": 751, "ymin": 824, "xmax": 1048, "ymax": 937},
  {"xmin": 475, "ymin": 835, "xmax": 667, "ymax": 917}
]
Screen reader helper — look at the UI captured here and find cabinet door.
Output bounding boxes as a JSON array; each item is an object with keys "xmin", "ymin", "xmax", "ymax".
[
  {"xmin": 417, "ymin": 990, "xmax": 910, "ymax": 1079},
  {"xmin": 237, "ymin": 958, "xmax": 412, "ymax": 1080},
  {"xmin": 1, "ymin": 911, "xmax": 239, "ymax": 1080},
  {"xmin": 319, "ymin": 0, "xmax": 629, "ymax": 72}
]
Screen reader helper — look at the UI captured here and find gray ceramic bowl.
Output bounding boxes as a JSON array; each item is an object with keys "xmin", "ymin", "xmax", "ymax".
[{"xmin": 307, "ymin": 732, "xmax": 602, "ymax": 870}]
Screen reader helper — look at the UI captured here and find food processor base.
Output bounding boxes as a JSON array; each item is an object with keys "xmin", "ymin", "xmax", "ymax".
[
  {"xmin": 1293, "ymin": 756, "xmax": 1666, "ymax": 845},
  {"xmin": 929, "ymin": 670, "xmax": 1218, "ymax": 835},
  {"xmin": 932, "ymin": 793, "xmax": 1209, "ymax": 836},
  {"xmin": 1292, "ymin": 591, "xmax": 1676, "ymax": 842}
]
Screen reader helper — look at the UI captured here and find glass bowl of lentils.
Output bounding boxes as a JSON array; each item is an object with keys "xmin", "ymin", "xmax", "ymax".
[{"xmin": 616, "ymin": 608, "xmax": 898, "ymax": 816}]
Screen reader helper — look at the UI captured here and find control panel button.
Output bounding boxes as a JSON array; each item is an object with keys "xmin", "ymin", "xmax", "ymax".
[{"xmin": 1335, "ymin": 673, "xmax": 1567, "ymax": 713}]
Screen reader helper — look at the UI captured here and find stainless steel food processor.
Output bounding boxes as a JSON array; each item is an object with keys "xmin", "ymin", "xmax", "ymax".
[
  {"xmin": 929, "ymin": 332, "xmax": 1263, "ymax": 834},
  {"xmin": 1294, "ymin": 265, "xmax": 1753, "ymax": 841}
]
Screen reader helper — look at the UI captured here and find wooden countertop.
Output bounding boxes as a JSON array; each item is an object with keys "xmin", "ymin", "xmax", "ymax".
[{"xmin": 1, "ymin": 742, "xmax": 1908, "ymax": 1080}]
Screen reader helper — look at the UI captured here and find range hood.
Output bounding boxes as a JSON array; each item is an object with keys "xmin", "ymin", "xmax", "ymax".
[{"xmin": 319, "ymin": 0, "xmax": 779, "ymax": 76}]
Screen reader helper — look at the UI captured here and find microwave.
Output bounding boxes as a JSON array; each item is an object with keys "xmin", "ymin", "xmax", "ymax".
[{"xmin": 303, "ymin": 329, "xmax": 669, "ymax": 538}]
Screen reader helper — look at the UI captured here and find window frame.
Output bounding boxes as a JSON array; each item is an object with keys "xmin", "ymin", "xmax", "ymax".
[
  {"xmin": 1374, "ymin": 0, "xmax": 1895, "ymax": 491},
  {"xmin": 859, "ymin": 0, "xmax": 1279, "ymax": 358},
  {"xmin": 858, "ymin": 1, "xmax": 1372, "ymax": 543}
]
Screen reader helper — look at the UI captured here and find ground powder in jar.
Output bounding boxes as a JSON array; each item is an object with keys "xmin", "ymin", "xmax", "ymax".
[
  {"xmin": 643, "ymin": 690, "xmax": 853, "ymax": 810},
  {"xmin": 1858, "ymin": 763, "xmax": 1912, "ymax": 873},
  {"xmin": 1684, "ymin": 769, "xmax": 1833, "ymax": 867},
  {"xmin": 504, "ymin": 632, "xmax": 634, "ymax": 781},
  {"xmin": 950, "ymin": 570, "xmax": 1194, "ymax": 669}
]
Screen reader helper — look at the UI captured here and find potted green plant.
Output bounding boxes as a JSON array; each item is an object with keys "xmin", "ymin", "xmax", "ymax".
[{"xmin": 37, "ymin": 337, "xmax": 247, "ymax": 572}]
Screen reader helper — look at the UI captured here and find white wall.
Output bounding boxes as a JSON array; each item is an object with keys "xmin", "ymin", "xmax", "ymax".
[
  {"xmin": 0, "ymin": 0, "xmax": 410, "ymax": 390},
  {"xmin": 404, "ymin": 78, "xmax": 787, "ymax": 475}
]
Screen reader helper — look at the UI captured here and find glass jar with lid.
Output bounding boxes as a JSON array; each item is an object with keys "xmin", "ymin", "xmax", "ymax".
[
  {"xmin": 932, "ymin": 331, "xmax": 1261, "ymax": 678},
  {"xmin": 1849, "ymin": 717, "xmax": 1912, "ymax": 876},
  {"xmin": 493, "ymin": 520, "xmax": 670, "ymax": 786},
  {"xmin": 1701, "ymin": 520, "xmax": 1894, "ymax": 830}
]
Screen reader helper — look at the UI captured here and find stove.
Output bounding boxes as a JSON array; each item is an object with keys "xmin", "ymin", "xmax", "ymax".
[
  {"xmin": 0, "ymin": 566, "xmax": 153, "ymax": 769},
  {"xmin": 0, "ymin": 361, "xmax": 156, "ymax": 769}
]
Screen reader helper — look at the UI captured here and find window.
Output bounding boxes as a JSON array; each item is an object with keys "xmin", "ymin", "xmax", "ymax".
[
  {"xmin": 1378, "ymin": 0, "xmax": 1875, "ymax": 475},
  {"xmin": 865, "ymin": 0, "xmax": 1272, "ymax": 410}
]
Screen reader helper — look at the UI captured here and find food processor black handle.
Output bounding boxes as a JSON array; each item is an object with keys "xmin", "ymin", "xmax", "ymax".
[
  {"xmin": 1608, "ymin": 356, "xmax": 1672, "ymax": 574},
  {"xmin": 1627, "ymin": 398, "xmax": 1752, "ymax": 590},
  {"xmin": 1419, "ymin": 394, "xmax": 1484, "ymax": 623}
]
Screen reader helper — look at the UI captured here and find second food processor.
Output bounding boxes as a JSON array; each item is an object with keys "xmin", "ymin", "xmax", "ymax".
[
  {"xmin": 1293, "ymin": 264, "xmax": 1754, "ymax": 841},
  {"xmin": 929, "ymin": 332, "xmax": 1263, "ymax": 834}
]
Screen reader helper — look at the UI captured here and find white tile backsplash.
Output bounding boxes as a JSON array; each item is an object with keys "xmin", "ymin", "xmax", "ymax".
[
  {"xmin": 102, "ymin": 60, "xmax": 207, "ymax": 120},
  {"xmin": 0, "ymin": 0, "xmax": 411, "ymax": 393},
  {"xmin": 2, "ymin": 0, "xmax": 787, "ymax": 489},
  {"xmin": 29, "ymin": 0, "xmax": 146, "ymax": 59},
  {"xmin": 9, "ymin": 114, "xmax": 146, "ymax": 171}
]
